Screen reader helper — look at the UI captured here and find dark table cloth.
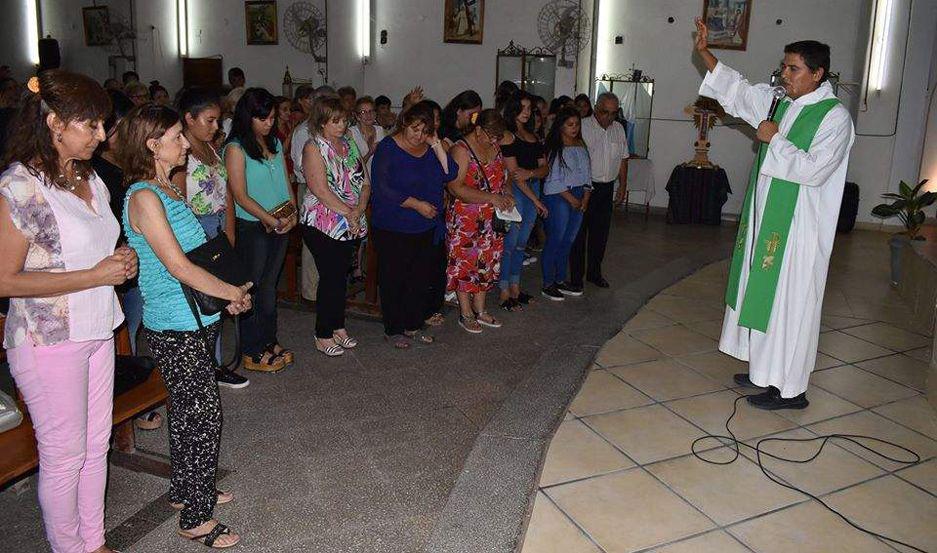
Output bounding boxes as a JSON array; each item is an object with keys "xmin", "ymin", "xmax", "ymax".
[{"xmin": 665, "ymin": 165, "xmax": 732, "ymax": 225}]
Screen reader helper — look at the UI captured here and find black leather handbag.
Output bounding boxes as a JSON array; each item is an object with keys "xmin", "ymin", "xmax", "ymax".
[{"xmin": 180, "ymin": 234, "xmax": 249, "ymax": 370}]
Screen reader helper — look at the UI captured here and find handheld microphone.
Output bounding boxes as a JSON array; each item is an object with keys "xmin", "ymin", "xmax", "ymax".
[{"xmin": 766, "ymin": 86, "xmax": 786, "ymax": 121}]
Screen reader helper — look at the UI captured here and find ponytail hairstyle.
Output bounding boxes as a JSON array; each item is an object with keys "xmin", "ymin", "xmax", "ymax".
[
  {"xmin": 544, "ymin": 106, "xmax": 581, "ymax": 171},
  {"xmin": 2, "ymin": 70, "xmax": 111, "ymax": 187},
  {"xmin": 440, "ymin": 89, "xmax": 482, "ymax": 140},
  {"xmin": 463, "ymin": 108, "xmax": 507, "ymax": 142},
  {"xmin": 116, "ymin": 104, "xmax": 181, "ymax": 185},
  {"xmin": 176, "ymin": 87, "xmax": 221, "ymax": 123}
]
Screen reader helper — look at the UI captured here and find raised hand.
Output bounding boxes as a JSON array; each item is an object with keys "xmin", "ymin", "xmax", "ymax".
[{"xmin": 694, "ymin": 17, "xmax": 709, "ymax": 52}]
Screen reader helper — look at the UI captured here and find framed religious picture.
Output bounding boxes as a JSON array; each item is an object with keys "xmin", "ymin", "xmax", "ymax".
[
  {"xmin": 82, "ymin": 6, "xmax": 111, "ymax": 46},
  {"xmin": 444, "ymin": 0, "xmax": 485, "ymax": 44},
  {"xmin": 245, "ymin": 1, "xmax": 278, "ymax": 45},
  {"xmin": 702, "ymin": 0, "xmax": 751, "ymax": 51}
]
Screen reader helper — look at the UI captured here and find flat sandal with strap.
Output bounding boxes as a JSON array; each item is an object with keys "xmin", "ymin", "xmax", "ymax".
[{"xmin": 179, "ymin": 522, "xmax": 240, "ymax": 549}]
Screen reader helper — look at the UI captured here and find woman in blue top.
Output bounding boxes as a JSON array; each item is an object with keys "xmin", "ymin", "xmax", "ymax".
[
  {"xmin": 225, "ymin": 88, "xmax": 297, "ymax": 372},
  {"xmin": 370, "ymin": 102, "xmax": 456, "ymax": 348},
  {"xmin": 121, "ymin": 104, "xmax": 252, "ymax": 548},
  {"xmin": 540, "ymin": 107, "xmax": 591, "ymax": 301}
]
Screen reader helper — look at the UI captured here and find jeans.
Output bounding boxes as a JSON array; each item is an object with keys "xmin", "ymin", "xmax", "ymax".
[
  {"xmin": 7, "ymin": 338, "xmax": 115, "ymax": 553},
  {"xmin": 570, "ymin": 182, "xmax": 613, "ymax": 286},
  {"xmin": 302, "ymin": 225, "xmax": 355, "ymax": 339},
  {"xmin": 122, "ymin": 286, "xmax": 143, "ymax": 355},
  {"xmin": 499, "ymin": 179, "xmax": 541, "ymax": 290},
  {"xmin": 541, "ymin": 187, "xmax": 585, "ymax": 286},
  {"xmin": 196, "ymin": 212, "xmax": 225, "ymax": 364},
  {"xmin": 236, "ymin": 219, "xmax": 288, "ymax": 356}
]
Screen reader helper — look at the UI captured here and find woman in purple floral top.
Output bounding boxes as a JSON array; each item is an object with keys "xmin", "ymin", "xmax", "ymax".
[
  {"xmin": 300, "ymin": 96, "xmax": 370, "ymax": 356},
  {"xmin": 0, "ymin": 71, "xmax": 137, "ymax": 553}
]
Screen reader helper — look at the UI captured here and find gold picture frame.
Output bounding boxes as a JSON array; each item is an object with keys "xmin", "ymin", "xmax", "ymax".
[
  {"xmin": 444, "ymin": 0, "xmax": 485, "ymax": 44},
  {"xmin": 245, "ymin": 1, "xmax": 278, "ymax": 45},
  {"xmin": 702, "ymin": 0, "xmax": 751, "ymax": 51}
]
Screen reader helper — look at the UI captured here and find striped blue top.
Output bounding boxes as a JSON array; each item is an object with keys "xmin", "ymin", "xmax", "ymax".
[{"xmin": 123, "ymin": 182, "xmax": 220, "ymax": 331}]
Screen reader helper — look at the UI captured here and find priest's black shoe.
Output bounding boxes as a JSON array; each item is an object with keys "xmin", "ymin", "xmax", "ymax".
[
  {"xmin": 587, "ymin": 276, "xmax": 610, "ymax": 288},
  {"xmin": 733, "ymin": 373, "xmax": 765, "ymax": 389},
  {"xmin": 746, "ymin": 388, "xmax": 809, "ymax": 410}
]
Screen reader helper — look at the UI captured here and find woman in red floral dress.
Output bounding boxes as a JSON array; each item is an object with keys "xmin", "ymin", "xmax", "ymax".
[{"xmin": 446, "ymin": 109, "xmax": 515, "ymax": 333}]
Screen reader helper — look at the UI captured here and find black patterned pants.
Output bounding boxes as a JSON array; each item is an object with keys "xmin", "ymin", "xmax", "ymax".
[{"xmin": 144, "ymin": 322, "xmax": 222, "ymax": 530}]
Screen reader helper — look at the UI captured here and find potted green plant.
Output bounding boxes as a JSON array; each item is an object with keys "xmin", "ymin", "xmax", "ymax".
[{"xmin": 871, "ymin": 179, "xmax": 935, "ymax": 285}]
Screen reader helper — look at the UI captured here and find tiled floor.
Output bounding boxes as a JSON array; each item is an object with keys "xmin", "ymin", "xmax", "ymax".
[{"xmin": 521, "ymin": 231, "xmax": 937, "ymax": 553}]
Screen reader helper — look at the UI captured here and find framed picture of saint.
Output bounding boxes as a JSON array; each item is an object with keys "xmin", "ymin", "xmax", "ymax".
[
  {"xmin": 245, "ymin": 1, "xmax": 278, "ymax": 45},
  {"xmin": 444, "ymin": 0, "xmax": 485, "ymax": 44},
  {"xmin": 82, "ymin": 6, "xmax": 111, "ymax": 46},
  {"xmin": 702, "ymin": 0, "xmax": 751, "ymax": 51}
]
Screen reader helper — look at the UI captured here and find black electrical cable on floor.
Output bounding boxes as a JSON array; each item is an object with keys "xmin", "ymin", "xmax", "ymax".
[{"xmin": 691, "ymin": 395, "xmax": 929, "ymax": 553}]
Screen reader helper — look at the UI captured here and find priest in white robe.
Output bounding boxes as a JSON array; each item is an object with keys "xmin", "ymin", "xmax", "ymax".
[{"xmin": 694, "ymin": 18, "xmax": 856, "ymax": 410}]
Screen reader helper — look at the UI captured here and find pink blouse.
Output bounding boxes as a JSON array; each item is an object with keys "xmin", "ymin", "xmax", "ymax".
[{"xmin": 1, "ymin": 163, "xmax": 124, "ymax": 349}]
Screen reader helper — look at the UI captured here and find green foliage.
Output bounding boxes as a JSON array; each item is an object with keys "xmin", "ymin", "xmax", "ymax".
[{"xmin": 871, "ymin": 179, "xmax": 936, "ymax": 240}]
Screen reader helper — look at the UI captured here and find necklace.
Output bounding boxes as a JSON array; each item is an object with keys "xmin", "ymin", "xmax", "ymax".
[
  {"xmin": 55, "ymin": 171, "xmax": 83, "ymax": 191},
  {"xmin": 157, "ymin": 175, "xmax": 188, "ymax": 205}
]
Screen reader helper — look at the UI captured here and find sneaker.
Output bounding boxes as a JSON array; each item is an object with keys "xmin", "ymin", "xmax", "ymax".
[
  {"xmin": 216, "ymin": 369, "xmax": 250, "ymax": 389},
  {"xmin": 541, "ymin": 285, "xmax": 565, "ymax": 301},
  {"xmin": 556, "ymin": 282, "xmax": 583, "ymax": 296}
]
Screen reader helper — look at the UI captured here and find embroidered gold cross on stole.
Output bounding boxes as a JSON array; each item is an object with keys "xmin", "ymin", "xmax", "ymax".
[
  {"xmin": 761, "ymin": 232, "xmax": 781, "ymax": 270},
  {"xmin": 735, "ymin": 222, "xmax": 747, "ymax": 251}
]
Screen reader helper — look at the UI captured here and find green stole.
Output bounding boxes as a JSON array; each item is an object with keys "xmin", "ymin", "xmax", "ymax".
[{"xmin": 724, "ymin": 97, "xmax": 840, "ymax": 332}]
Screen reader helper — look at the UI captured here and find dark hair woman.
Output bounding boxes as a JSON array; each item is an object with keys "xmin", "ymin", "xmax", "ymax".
[
  {"xmin": 574, "ymin": 93, "xmax": 593, "ymax": 118},
  {"xmin": 121, "ymin": 103, "xmax": 251, "ymax": 548},
  {"xmin": 149, "ymin": 81, "xmax": 170, "ymax": 106},
  {"xmin": 225, "ymin": 87, "xmax": 297, "ymax": 372},
  {"xmin": 0, "ymin": 70, "xmax": 135, "ymax": 553},
  {"xmin": 494, "ymin": 79, "xmax": 520, "ymax": 112},
  {"xmin": 446, "ymin": 109, "xmax": 514, "ymax": 333},
  {"xmin": 300, "ymin": 96, "xmax": 370, "ymax": 356},
  {"xmin": 370, "ymin": 101, "xmax": 455, "ymax": 348},
  {"xmin": 273, "ymin": 95, "xmax": 295, "ymax": 176},
  {"xmin": 498, "ymin": 91, "xmax": 549, "ymax": 310},
  {"xmin": 439, "ymin": 90, "xmax": 483, "ymax": 149},
  {"xmin": 540, "ymin": 107, "xmax": 591, "ymax": 300}
]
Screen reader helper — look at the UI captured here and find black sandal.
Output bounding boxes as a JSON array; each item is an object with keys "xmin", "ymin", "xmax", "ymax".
[
  {"xmin": 179, "ymin": 522, "xmax": 240, "ymax": 549},
  {"xmin": 404, "ymin": 329, "xmax": 435, "ymax": 344},
  {"xmin": 500, "ymin": 298, "xmax": 521, "ymax": 312},
  {"xmin": 517, "ymin": 292, "xmax": 534, "ymax": 305},
  {"xmin": 265, "ymin": 342, "xmax": 293, "ymax": 365}
]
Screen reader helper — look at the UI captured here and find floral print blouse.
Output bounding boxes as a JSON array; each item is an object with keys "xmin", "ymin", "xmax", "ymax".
[
  {"xmin": 300, "ymin": 135, "xmax": 367, "ymax": 241},
  {"xmin": 1, "ymin": 163, "xmax": 123, "ymax": 349},
  {"xmin": 185, "ymin": 146, "xmax": 228, "ymax": 216}
]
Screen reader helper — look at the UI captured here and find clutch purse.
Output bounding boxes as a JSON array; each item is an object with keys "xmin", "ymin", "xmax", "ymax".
[{"xmin": 269, "ymin": 200, "xmax": 297, "ymax": 221}]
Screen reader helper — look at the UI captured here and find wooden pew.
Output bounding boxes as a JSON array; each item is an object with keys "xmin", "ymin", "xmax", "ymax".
[{"xmin": 0, "ymin": 317, "xmax": 169, "ymax": 488}]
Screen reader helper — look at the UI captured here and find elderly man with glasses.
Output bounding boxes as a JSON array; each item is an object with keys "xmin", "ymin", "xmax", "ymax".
[{"xmin": 570, "ymin": 92, "xmax": 629, "ymax": 291}]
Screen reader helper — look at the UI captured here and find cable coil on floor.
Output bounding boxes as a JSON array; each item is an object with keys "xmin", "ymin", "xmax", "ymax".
[{"xmin": 691, "ymin": 394, "xmax": 929, "ymax": 553}]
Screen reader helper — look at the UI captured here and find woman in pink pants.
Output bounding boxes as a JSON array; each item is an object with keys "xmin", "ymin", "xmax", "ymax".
[{"xmin": 0, "ymin": 71, "xmax": 137, "ymax": 553}]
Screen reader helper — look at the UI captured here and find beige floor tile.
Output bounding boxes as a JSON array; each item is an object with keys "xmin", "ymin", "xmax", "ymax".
[
  {"xmin": 585, "ymin": 404, "xmax": 706, "ymax": 465},
  {"xmin": 820, "ymin": 314, "xmax": 873, "ymax": 330},
  {"xmin": 563, "ymin": 411, "xmax": 574, "ymax": 421},
  {"xmin": 540, "ymin": 420, "xmax": 634, "ymax": 486},
  {"xmin": 568, "ymin": 370, "xmax": 653, "ymax": 417},
  {"xmin": 873, "ymin": 396, "xmax": 937, "ymax": 440},
  {"xmin": 681, "ymin": 319, "xmax": 724, "ymax": 341},
  {"xmin": 666, "ymin": 390, "xmax": 797, "ymax": 441},
  {"xmin": 817, "ymin": 332, "xmax": 894, "ymax": 363},
  {"xmin": 674, "ymin": 351, "xmax": 749, "ymax": 388},
  {"xmin": 743, "ymin": 428, "xmax": 884, "ymax": 495},
  {"xmin": 821, "ymin": 290, "xmax": 855, "ymax": 317},
  {"xmin": 649, "ymin": 531, "xmax": 750, "ymax": 553},
  {"xmin": 858, "ymin": 354, "xmax": 930, "ymax": 391},
  {"xmin": 520, "ymin": 492, "xmax": 602, "ymax": 553},
  {"xmin": 847, "ymin": 300, "xmax": 915, "ymax": 329},
  {"xmin": 811, "ymin": 365, "xmax": 920, "ymax": 408},
  {"xmin": 896, "ymin": 459, "xmax": 937, "ymax": 495},
  {"xmin": 824, "ymin": 476, "xmax": 937, "ymax": 552},
  {"xmin": 905, "ymin": 347, "xmax": 933, "ymax": 364},
  {"xmin": 841, "ymin": 322, "xmax": 932, "ymax": 352},
  {"xmin": 773, "ymin": 386, "xmax": 863, "ymax": 425},
  {"xmin": 630, "ymin": 326, "xmax": 718, "ymax": 357},
  {"xmin": 647, "ymin": 453, "xmax": 803, "ymax": 525},
  {"xmin": 645, "ymin": 295, "xmax": 725, "ymax": 324},
  {"xmin": 595, "ymin": 333, "xmax": 662, "ymax": 368},
  {"xmin": 610, "ymin": 359, "xmax": 723, "ymax": 402},
  {"xmin": 660, "ymin": 279, "xmax": 725, "ymax": 302},
  {"xmin": 623, "ymin": 309, "xmax": 676, "ymax": 332},
  {"xmin": 728, "ymin": 501, "xmax": 895, "ymax": 553},
  {"xmin": 814, "ymin": 352, "xmax": 844, "ymax": 370},
  {"xmin": 807, "ymin": 411, "xmax": 937, "ymax": 471},
  {"xmin": 548, "ymin": 469, "xmax": 714, "ymax": 553}
]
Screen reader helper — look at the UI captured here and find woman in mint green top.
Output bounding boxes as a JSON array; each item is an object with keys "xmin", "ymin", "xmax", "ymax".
[
  {"xmin": 120, "ymin": 104, "xmax": 251, "ymax": 547},
  {"xmin": 224, "ymin": 88, "xmax": 298, "ymax": 371}
]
